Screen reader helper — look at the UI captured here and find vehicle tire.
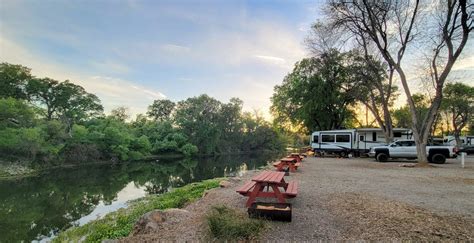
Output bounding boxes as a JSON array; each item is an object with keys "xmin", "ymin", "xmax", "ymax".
[
  {"xmin": 431, "ymin": 153, "xmax": 446, "ymax": 164},
  {"xmin": 339, "ymin": 151, "xmax": 347, "ymax": 158},
  {"xmin": 376, "ymin": 153, "xmax": 388, "ymax": 162}
]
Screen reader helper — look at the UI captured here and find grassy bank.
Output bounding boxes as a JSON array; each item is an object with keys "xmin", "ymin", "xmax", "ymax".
[{"xmin": 53, "ymin": 178, "xmax": 222, "ymax": 243}]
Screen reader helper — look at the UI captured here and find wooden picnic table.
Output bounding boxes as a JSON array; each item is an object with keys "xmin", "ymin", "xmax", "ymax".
[
  {"xmin": 273, "ymin": 157, "xmax": 301, "ymax": 172},
  {"xmin": 288, "ymin": 154, "xmax": 303, "ymax": 162},
  {"xmin": 236, "ymin": 171, "xmax": 298, "ymax": 207}
]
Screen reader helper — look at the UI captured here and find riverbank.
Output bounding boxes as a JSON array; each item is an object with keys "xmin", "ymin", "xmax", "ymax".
[
  {"xmin": 115, "ymin": 156, "xmax": 473, "ymax": 241},
  {"xmin": 53, "ymin": 178, "xmax": 222, "ymax": 242}
]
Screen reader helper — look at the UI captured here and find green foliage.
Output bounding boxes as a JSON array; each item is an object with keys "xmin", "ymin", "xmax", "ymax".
[
  {"xmin": 53, "ymin": 179, "xmax": 221, "ymax": 243},
  {"xmin": 206, "ymin": 205, "xmax": 266, "ymax": 240},
  {"xmin": 442, "ymin": 82, "xmax": 474, "ymax": 142},
  {"xmin": 392, "ymin": 93, "xmax": 430, "ymax": 129},
  {"xmin": 0, "ymin": 63, "xmax": 31, "ymax": 99},
  {"xmin": 0, "ymin": 98, "xmax": 36, "ymax": 129},
  {"xmin": 271, "ymin": 50, "xmax": 357, "ymax": 132},
  {"xmin": 147, "ymin": 99, "xmax": 175, "ymax": 121},
  {"xmin": 0, "ymin": 128, "xmax": 44, "ymax": 160},
  {"xmin": 0, "ymin": 62, "xmax": 285, "ymax": 165}
]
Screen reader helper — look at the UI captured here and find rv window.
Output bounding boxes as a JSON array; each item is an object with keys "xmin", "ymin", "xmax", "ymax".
[
  {"xmin": 322, "ymin": 135, "xmax": 334, "ymax": 142},
  {"xmin": 336, "ymin": 134, "xmax": 350, "ymax": 143},
  {"xmin": 372, "ymin": 132, "xmax": 377, "ymax": 141},
  {"xmin": 359, "ymin": 135, "xmax": 364, "ymax": 141},
  {"xmin": 313, "ymin": 135, "xmax": 319, "ymax": 143},
  {"xmin": 394, "ymin": 132, "xmax": 402, "ymax": 137}
]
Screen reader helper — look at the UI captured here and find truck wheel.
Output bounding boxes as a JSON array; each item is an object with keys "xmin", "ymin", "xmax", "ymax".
[
  {"xmin": 376, "ymin": 153, "xmax": 388, "ymax": 162},
  {"xmin": 431, "ymin": 154, "xmax": 446, "ymax": 164}
]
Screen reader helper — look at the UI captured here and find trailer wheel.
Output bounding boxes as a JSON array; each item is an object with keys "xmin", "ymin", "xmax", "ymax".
[
  {"xmin": 376, "ymin": 153, "xmax": 388, "ymax": 162},
  {"xmin": 431, "ymin": 154, "xmax": 446, "ymax": 164},
  {"xmin": 339, "ymin": 151, "xmax": 347, "ymax": 158}
]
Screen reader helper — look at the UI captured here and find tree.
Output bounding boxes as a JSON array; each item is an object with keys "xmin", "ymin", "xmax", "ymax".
[
  {"xmin": 110, "ymin": 106, "xmax": 130, "ymax": 122},
  {"xmin": 0, "ymin": 98, "xmax": 37, "ymax": 129},
  {"xmin": 326, "ymin": 0, "xmax": 473, "ymax": 164},
  {"xmin": 0, "ymin": 63, "xmax": 31, "ymax": 100},
  {"xmin": 26, "ymin": 78, "xmax": 60, "ymax": 120},
  {"xmin": 271, "ymin": 50, "xmax": 357, "ymax": 132},
  {"xmin": 346, "ymin": 51, "xmax": 398, "ymax": 143},
  {"xmin": 175, "ymin": 95, "xmax": 222, "ymax": 154},
  {"xmin": 26, "ymin": 79, "xmax": 103, "ymax": 128},
  {"xmin": 442, "ymin": 82, "xmax": 474, "ymax": 146},
  {"xmin": 147, "ymin": 99, "xmax": 175, "ymax": 121}
]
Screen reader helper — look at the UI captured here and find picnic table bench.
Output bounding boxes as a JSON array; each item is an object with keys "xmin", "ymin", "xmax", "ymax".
[
  {"xmin": 236, "ymin": 171, "xmax": 298, "ymax": 207},
  {"xmin": 273, "ymin": 157, "xmax": 301, "ymax": 172}
]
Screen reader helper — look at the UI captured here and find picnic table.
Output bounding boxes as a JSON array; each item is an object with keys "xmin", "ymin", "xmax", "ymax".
[
  {"xmin": 273, "ymin": 157, "xmax": 301, "ymax": 172},
  {"xmin": 288, "ymin": 153, "xmax": 304, "ymax": 162},
  {"xmin": 236, "ymin": 171, "xmax": 298, "ymax": 207}
]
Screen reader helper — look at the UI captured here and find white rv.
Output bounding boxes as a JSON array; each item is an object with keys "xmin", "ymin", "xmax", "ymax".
[
  {"xmin": 443, "ymin": 135, "xmax": 474, "ymax": 147},
  {"xmin": 310, "ymin": 128, "xmax": 412, "ymax": 157}
]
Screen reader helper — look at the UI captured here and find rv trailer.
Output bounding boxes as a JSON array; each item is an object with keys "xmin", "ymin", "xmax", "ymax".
[{"xmin": 310, "ymin": 128, "xmax": 412, "ymax": 157}]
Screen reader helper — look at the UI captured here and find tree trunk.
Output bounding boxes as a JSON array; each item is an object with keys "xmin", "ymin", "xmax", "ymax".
[{"xmin": 415, "ymin": 135, "xmax": 429, "ymax": 163}]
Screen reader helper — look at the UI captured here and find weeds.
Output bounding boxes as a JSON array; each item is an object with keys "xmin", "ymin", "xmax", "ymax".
[{"xmin": 207, "ymin": 205, "xmax": 266, "ymax": 240}]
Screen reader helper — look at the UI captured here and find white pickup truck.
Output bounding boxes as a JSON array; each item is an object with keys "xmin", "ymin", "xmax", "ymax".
[{"xmin": 368, "ymin": 140, "xmax": 457, "ymax": 164}]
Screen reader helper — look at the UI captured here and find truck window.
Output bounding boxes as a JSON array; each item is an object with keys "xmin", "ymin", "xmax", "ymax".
[
  {"xmin": 394, "ymin": 132, "xmax": 402, "ymax": 137},
  {"xmin": 336, "ymin": 134, "xmax": 350, "ymax": 143},
  {"xmin": 313, "ymin": 135, "xmax": 319, "ymax": 143},
  {"xmin": 322, "ymin": 134, "xmax": 334, "ymax": 142}
]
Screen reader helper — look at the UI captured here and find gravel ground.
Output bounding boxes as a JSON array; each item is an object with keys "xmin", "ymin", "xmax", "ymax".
[{"xmin": 122, "ymin": 155, "xmax": 474, "ymax": 241}]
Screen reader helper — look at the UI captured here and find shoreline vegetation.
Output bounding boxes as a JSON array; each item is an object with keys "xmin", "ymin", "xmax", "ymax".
[
  {"xmin": 0, "ymin": 62, "xmax": 305, "ymax": 178},
  {"xmin": 52, "ymin": 178, "xmax": 223, "ymax": 242}
]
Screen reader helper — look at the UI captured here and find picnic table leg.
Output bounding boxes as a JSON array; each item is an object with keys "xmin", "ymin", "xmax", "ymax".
[
  {"xmin": 289, "ymin": 163, "xmax": 296, "ymax": 172},
  {"xmin": 246, "ymin": 183, "xmax": 263, "ymax": 207},
  {"xmin": 270, "ymin": 184, "xmax": 286, "ymax": 203}
]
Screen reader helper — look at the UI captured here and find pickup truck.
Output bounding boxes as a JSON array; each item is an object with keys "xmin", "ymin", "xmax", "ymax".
[{"xmin": 368, "ymin": 140, "xmax": 457, "ymax": 164}]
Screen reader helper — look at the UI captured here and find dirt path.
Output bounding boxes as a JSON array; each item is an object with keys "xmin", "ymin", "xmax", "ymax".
[{"xmin": 122, "ymin": 156, "xmax": 474, "ymax": 241}]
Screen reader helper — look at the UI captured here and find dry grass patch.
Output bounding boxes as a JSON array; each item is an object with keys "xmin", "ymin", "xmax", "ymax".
[{"xmin": 327, "ymin": 192, "xmax": 474, "ymax": 241}]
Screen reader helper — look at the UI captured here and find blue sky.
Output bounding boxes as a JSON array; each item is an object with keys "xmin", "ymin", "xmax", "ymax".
[
  {"xmin": 1, "ymin": 0, "xmax": 473, "ymax": 119},
  {"xmin": 0, "ymin": 0, "xmax": 323, "ymax": 117}
]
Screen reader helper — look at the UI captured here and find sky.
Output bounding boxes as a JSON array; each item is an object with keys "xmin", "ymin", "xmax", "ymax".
[
  {"xmin": 0, "ymin": 0, "xmax": 473, "ymax": 120},
  {"xmin": 0, "ymin": 0, "xmax": 323, "ymax": 118}
]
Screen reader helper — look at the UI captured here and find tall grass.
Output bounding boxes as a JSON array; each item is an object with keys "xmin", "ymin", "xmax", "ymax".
[{"xmin": 207, "ymin": 205, "xmax": 266, "ymax": 240}]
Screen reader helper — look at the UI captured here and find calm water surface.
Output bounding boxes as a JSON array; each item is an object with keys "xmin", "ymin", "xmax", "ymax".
[{"xmin": 0, "ymin": 153, "xmax": 282, "ymax": 242}]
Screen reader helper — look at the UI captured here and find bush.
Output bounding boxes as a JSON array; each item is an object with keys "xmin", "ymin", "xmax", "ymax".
[
  {"xmin": 179, "ymin": 143, "xmax": 198, "ymax": 156},
  {"xmin": 206, "ymin": 205, "xmax": 266, "ymax": 240}
]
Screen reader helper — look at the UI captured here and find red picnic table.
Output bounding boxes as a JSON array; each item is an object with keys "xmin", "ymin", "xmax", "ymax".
[
  {"xmin": 273, "ymin": 157, "xmax": 301, "ymax": 172},
  {"xmin": 286, "ymin": 153, "xmax": 303, "ymax": 162},
  {"xmin": 236, "ymin": 170, "xmax": 298, "ymax": 207}
]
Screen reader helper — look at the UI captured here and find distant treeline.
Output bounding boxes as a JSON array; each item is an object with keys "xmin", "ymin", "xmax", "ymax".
[{"xmin": 0, "ymin": 63, "xmax": 286, "ymax": 166}]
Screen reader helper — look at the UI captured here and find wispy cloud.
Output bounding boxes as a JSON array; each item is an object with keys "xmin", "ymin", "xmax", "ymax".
[
  {"xmin": 254, "ymin": 55, "xmax": 286, "ymax": 64},
  {"xmin": 160, "ymin": 44, "xmax": 191, "ymax": 53},
  {"xmin": 0, "ymin": 36, "xmax": 166, "ymax": 117}
]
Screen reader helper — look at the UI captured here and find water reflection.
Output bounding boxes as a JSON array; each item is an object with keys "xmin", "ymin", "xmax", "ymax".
[{"xmin": 0, "ymin": 152, "xmax": 281, "ymax": 242}]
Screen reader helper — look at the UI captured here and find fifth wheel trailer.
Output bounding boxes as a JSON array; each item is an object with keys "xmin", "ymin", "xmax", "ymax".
[{"xmin": 310, "ymin": 128, "xmax": 412, "ymax": 157}]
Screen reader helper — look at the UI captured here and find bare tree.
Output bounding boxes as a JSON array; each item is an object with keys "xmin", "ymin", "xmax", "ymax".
[{"xmin": 326, "ymin": 0, "xmax": 473, "ymax": 164}]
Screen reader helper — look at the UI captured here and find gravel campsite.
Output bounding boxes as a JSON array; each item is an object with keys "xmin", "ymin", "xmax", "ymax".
[{"xmin": 119, "ymin": 156, "xmax": 474, "ymax": 241}]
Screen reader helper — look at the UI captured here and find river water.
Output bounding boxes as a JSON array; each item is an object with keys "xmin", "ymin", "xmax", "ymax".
[{"xmin": 0, "ymin": 152, "xmax": 281, "ymax": 242}]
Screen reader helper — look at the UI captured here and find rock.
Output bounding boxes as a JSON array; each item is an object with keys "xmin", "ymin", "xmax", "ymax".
[
  {"xmin": 132, "ymin": 208, "xmax": 190, "ymax": 236},
  {"xmin": 219, "ymin": 180, "xmax": 231, "ymax": 188}
]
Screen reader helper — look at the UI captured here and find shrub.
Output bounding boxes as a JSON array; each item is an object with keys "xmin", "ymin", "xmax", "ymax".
[{"xmin": 206, "ymin": 205, "xmax": 266, "ymax": 240}]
